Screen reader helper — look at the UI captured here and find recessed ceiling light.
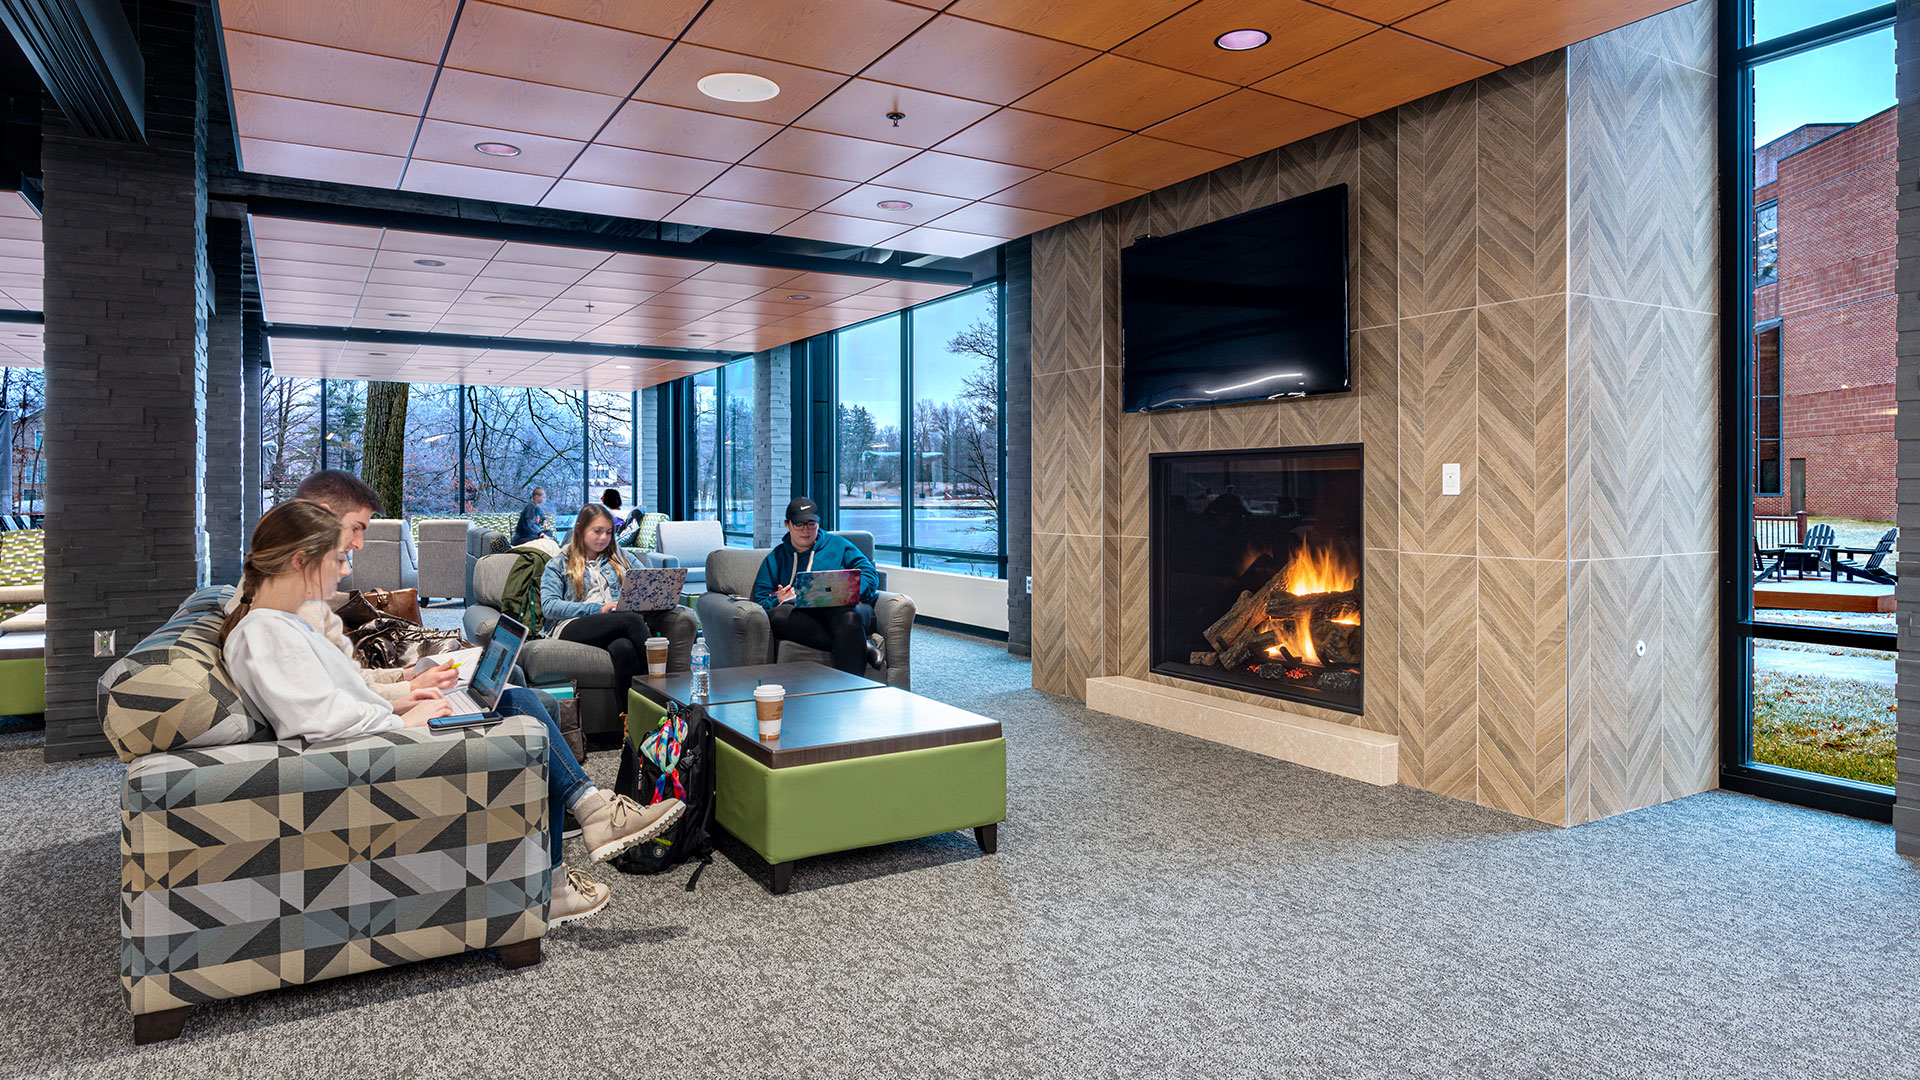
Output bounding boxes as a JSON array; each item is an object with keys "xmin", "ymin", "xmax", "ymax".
[
  {"xmin": 876, "ymin": 199, "xmax": 913, "ymax": 211},
  {"xmin": 474, "ymin": 142, "xmax": 522, "ymax": 157},
  {"xmin": 413, "ymin": 258, "xmax": 446, "ymax": 267},
  {"xmin": 386, "ymin": 312, "xmax": 410, "ymax": 318},
  {"xmin": 614, "ymin": 364, "xmax": 632, "ymax": 370},
  {"xmin": 483, "ymin": 295, "xmax": 524, "ymax": 305},
  {"xmin": 787, "ymin": 294, "xmax": 812, "ymax": 300},
  {"xmin": 688, "ymin": 333, "xmax": 708, "ymax": 338},
  {"xmin": 697, "ymin": 72, "xmax": 780, "ymax": 102},
  {"xmin": 369, "ymin": 352, "xmax": 387, "ymax": 357},
  {"xmin": 1214, "ymin": 28, "xmax": 1270, "ymax": 50}
]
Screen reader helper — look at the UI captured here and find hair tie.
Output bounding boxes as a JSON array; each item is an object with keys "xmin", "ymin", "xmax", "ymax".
[{"xmin": 239, "ymin": 595, "xmax": 254, "ymax": 607}]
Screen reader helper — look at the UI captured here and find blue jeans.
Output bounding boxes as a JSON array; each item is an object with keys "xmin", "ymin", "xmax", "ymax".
[{"xmin": 497, "ymin": 686, "xmax": 588, "ymax": 866}]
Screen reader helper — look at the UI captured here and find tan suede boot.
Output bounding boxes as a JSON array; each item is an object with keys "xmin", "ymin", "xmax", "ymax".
[
  {"xmin": 575, "ymin": 791, "xmax": 684, "ymax": 863},
  {"xmin": 548, "ymin": 866, "xmax": 610, "ymax": 927}
]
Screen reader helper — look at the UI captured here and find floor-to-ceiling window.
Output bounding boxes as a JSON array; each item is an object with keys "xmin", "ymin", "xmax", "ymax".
[
  {"xmin": 262, "ymin": 375, "xmax": 322, "ymax": 507},
  {"xmin": 836, "ymin": 315, "xmax": 905, "ymax": 561},
  {"xmin": 830, "ymin": 283, "xmax": 1005, "ymax": 577},
  {"xmin": 723, "ymin": 357, "xmax": 755, "ymax": 541},
  {"xmin": 1, "ymin": 366, "xmax": 46, "ymax": 514},
  {"xmin": 587, "ymin": 390, "xmax": 636, "ymax": 510},
  {"xmin": 464, "ymin": 386, "xmax": 585, "ymax": 518},
  {"xmin": 1725, "ymin": 0, "xmax": 1897, "ymax": 817},
  {"xmin": 691, "ymin": 368, "xmax": 719, "ymax": 521},
  {"xmin": 402, "ymin": 384, "xmax": 460, "ymax": 516}
]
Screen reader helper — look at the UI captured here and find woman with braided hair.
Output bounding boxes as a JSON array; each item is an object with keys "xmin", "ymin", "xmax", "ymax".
[{"xmin": 220, "ymin": 499, "xmax": 682, "ymax": 926}]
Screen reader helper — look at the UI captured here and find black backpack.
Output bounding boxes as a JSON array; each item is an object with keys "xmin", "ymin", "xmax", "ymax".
[{"xmin": 612, "ymin": 701, "xmax": 717, "ymax": 889}]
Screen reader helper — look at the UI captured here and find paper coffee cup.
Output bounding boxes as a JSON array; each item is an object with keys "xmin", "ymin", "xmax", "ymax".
[
  {"xmin": 755, "ymin": 684, "xmax": 785, "ymax": 741},
  {"xmin": 645, "ymin": 636, "xmax": 669, "ymax": 678}
]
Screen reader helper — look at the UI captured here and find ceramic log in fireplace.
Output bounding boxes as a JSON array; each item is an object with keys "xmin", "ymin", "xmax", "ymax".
[{"xmin": 1149, "ymin": 445, "xmax": 1364, "ymax": 713}]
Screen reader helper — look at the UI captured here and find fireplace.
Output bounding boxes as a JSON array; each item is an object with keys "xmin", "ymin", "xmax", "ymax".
[{"xmin": 1150, "ymin": 445, "xmax": 1364, "ymax": 713}]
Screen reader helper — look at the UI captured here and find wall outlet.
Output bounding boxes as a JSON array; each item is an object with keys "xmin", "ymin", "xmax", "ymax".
[
  {"xmin": 1441, "ymin": 463, "xmax": 1461, "ymax": 496},
  {"xmin": 93, "ymin": 630, "xmax": 116, "ymax": 657},
  {"xmin": 1025, "ymin": 575, "xmax": 1033, "ymax": 595}
]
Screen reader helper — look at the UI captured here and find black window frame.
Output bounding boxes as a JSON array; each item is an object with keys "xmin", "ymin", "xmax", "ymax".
[{"xmin": 1718, "ymin": 0, "xmax": 1898, "ymax": 821}]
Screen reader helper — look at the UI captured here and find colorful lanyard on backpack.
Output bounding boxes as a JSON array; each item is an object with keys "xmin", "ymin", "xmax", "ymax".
[{"xmin": 640, "ymin": 709, "xmax": 688, "ymax": 802}]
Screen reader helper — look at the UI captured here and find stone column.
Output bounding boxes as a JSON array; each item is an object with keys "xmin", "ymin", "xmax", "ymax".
[
  {"xmin": 639, "ymin": 384, "xmax": 660, "ymax": 514},
  {"xmin": 753, "ymin": 344, "xmax": 793, "ymax": 545},
  {"xmin": 40, "ymin": 3, "xmax": 209, "ymax": 760},
  {"xmin": 1004, "ymin": 239, "xmax": 1032, "ymax": 656},
  {"xmin": 206, "ymin": 212, "xmax": 244, "ymax": 584},
  {"xmin": 242, "ymin": 306, "xmax": 265, "ymax": 538},
  {"xmin": 1894, "ymin": 0, "xmax": 1920, "ymax": 855}
]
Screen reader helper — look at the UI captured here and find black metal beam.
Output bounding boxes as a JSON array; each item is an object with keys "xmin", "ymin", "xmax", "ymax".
[
  {"xmin": 0, "ymin": 0, "xmax": 142, "ymax": 141},
  {"xmin": 0, "ymin": 307, "xmax": 40, "ymax": 324},
  {"xmin": 262, "ymin": 322, "xmax": 739, "ymax": 364},
  {"xmin": 232, "ymin": 193, "xmax": 976, "ymax": 287}
]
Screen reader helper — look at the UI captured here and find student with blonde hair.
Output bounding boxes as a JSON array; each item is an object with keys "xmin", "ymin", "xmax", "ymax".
[
  {"xmin": 222, "ymin": 499, "xmax": 681, "ymax": 926},
  {"xmin": 540, "ymin": 503, "xmax": 680, "ymax": 687}
]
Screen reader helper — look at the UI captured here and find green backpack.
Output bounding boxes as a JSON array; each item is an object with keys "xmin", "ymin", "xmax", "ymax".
[{"xmin": 501, "ymin": 546, "xmax": 555, "ymax": 637}]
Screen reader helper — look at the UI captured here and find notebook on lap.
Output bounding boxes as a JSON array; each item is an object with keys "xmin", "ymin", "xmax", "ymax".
[{"xmin": 792, "ymin": 569, "xmax": 861, "ymax": 608}]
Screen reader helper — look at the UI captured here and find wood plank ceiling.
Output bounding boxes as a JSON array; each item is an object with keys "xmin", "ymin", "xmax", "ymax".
[
  {"xmin": 0, "ymin": 191, "xmax": 43, "ymax": 368},
  {"xmin": 222, "ymin": 0, "xmax": 1688, "ymax": 384}
]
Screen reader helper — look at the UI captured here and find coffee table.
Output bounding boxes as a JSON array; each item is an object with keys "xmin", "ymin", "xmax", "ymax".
[
  {"xmin": 628, "ymin": 661, "xmax": 881, "ymax": 718},
  {"xmin": 627, "ymin": 665, "xmax": 1006, "ymax": 894}
]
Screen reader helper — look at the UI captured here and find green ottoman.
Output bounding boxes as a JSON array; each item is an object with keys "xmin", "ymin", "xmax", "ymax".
[
  {"xmin": 628, "ymin": 677, "xmax": 1006, "ymax": 893},
  {"xmin": 0, "ymin": 632, "xmax": 45, "ymax": 715}
]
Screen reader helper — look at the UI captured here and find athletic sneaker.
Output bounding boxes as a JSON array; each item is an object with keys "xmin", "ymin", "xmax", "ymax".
[
  {"xmin": 579, "ymin": 792, "xmax": 684, "ymax": 863},
  {"xmin": 866, "ymin": 632, "xmax": 887, "ymax": 669},
  {"xmin": 548, "ymin": 866, "xmax": 609, "ymax": 927}
]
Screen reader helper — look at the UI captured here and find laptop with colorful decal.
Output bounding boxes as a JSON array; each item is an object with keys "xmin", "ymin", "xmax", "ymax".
[
  {"xmin": 791, "ymin": 569, "xmax": 861, "ymax": 608},
  {"xmin": 616, "ymin": 566, "xmax": 689, "ymax": 612}
]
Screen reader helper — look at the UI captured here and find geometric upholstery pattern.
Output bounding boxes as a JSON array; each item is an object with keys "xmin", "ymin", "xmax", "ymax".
[
  {"xmin": 98, "ymin": 586, "xmax": 263, "ymax": 763},
  {"xmin": 120, "ymin": 716, "xmax": 550, "ymax": 1015},
  {"xmin": 0, "ymin": 527, "xmax": 42, "ymax": 619}
]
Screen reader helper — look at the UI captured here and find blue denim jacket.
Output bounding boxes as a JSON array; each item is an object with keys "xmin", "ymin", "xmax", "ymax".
[{"xmin": 539, "ymin": 555, "xmax": 622, "ymax": 635}]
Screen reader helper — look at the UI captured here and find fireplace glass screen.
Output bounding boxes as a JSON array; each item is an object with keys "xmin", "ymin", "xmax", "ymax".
[{"xmin": 1150, "ymin": 445, "xmax": 1363, "ymax": 712}]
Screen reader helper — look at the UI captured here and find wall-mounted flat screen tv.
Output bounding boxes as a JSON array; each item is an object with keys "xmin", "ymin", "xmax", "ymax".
[{"xmin": 1120, "ymin": 184, "xmax": 1350, "ymax": 412}]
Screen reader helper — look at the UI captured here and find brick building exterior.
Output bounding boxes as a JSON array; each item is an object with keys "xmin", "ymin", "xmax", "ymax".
[{"xmin": 1753, "ymin": 107, "xmax": 1898, "ymax": 522}]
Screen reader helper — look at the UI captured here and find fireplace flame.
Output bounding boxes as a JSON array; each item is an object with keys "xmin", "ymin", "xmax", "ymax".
[{"xmin": 1270, "ymin": 542, "xmax": 1360, "ymax": 667}]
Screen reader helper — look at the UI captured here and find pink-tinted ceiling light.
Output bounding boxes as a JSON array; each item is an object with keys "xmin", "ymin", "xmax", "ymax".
[{"xmin": 1214, "ymin": 29, "xmax": 1270, "ymax": 51}]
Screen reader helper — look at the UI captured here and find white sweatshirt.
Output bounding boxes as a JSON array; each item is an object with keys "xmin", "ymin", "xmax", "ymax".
[{"xmin": 224, "ymin": 608, "xmax": 403, "ymax": 743}]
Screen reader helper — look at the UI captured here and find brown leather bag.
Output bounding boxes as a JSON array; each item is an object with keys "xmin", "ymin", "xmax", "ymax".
[{"xmin": 335, "ymin": 588, "xmax": 423, "ymax": 629}]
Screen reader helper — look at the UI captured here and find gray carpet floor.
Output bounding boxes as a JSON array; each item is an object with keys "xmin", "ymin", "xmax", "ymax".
[{"xmin": 2, "ymin": 625, "xmax": 1917, "ymax": 1079}]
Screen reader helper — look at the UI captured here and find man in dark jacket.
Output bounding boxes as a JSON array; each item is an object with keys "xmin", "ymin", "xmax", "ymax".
[
  {"xmin": 752, "ymin": 497, "xmax": 883, "ymax": 675},
  {"xmin": 512, "ymin": 487, "xmax": 552, "ymax": 546}
]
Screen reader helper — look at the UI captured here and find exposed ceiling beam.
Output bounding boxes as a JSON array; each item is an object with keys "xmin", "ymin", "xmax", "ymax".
[
  {"xmin": 263, "ymin": 322, "xmax": 742, "ymax": 364},
  {"xmin": 239, "ymin": 195, "xmax": 977, "ymax": 287},
  {"xmin": 0, "ymin": 0, "xmax": 141, "ymax": 141}
]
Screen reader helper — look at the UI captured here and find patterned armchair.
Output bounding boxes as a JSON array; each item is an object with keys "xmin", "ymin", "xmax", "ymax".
[{"xmin": 99, "ymin": 586, "xmax": 550, "ymax": 1044}]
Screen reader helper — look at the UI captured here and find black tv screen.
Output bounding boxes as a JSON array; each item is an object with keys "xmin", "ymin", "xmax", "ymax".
[{"xmin": 1120, "ymin": 185, "xmax": 1350, "ymax": 412}]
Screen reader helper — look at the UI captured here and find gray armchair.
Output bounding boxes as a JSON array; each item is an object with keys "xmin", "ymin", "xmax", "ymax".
[
  {"xmin": 463, "ymin": 552, "xmax": 697, "ymax": 738},
  {"xmin": 465, "ymin": 527, "xmax": 510, "ymax": 605},
  {"xmin": 415, "ymin": 519, "xmax": 468, "ymax": 603},
  {"xmin": 643, "ymin": 520, "xmax": 727, "ymax": 591},
  {"xmin": 356, "ymin": 518, "xmax": 419, "ymax": 592},
  {"xmin": 696, "ymin": 531, "xmax": 913, "ymax": 689}
]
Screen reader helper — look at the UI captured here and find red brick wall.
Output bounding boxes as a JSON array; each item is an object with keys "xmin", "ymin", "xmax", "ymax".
[{"xmin": 1752, "ymin": 108, "xmax": 1897, "ymax": 521}]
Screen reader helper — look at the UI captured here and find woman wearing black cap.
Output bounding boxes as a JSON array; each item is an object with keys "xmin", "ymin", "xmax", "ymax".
[{"xmin": 752, "ymin": 496, "xmax": 883, "ymax": 675}]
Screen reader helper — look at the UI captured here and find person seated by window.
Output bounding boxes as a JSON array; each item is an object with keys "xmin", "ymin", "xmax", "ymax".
[
  {"xmin": 221, "ymin": 499, "xmax": 682, "ymax": 926},
  {"xmin": 753, "ymin": 497, "xmax": 884, "ymax": 676},
  {"xmin": 541, "ymin": 503, "xmax": 680, "ymax": 687},
  {"xmin": 512, "ymin": 486, "xmax": 554, "ymax": 546},
  {"xmin": 601, "ymin": 488, "xmax": 626, "ymax": 532}
]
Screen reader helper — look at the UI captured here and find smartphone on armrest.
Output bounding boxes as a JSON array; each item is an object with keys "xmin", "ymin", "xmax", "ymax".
[{"xmin": 428, "ymin": 712, "xmax": 499, "ymax": 732}]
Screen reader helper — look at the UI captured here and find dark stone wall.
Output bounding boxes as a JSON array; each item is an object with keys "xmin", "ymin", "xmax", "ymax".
[
  {"xmin": 206, "ymin": 214, "xmax": 244, "ymax": 584},
  {"xmin": 1003, "ymin": 238, "xmax": 1032, "ymax": 656},
  {"xmin": 41, "ymin": 3, "xmax": 209, "ymax": 759},
  {"xmin": 1894, "ymin": 0, "xmax": 1919, "ymax": 854}
]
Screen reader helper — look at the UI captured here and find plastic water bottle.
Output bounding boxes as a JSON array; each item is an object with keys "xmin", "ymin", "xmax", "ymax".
[{"xmin": 690, "ymin": 640, "xmax": 710, "ymax": 702}]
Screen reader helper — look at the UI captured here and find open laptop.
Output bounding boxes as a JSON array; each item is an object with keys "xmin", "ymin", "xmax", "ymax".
[
  {"xmin": 616, "ymin": 566, "xmax": 689, "ymax": 612},
  {"xmin": 792, "ymin": 569, "xmax": 861, "ymax": 608},
  {"xmin": 442, "ymin": 614, "xmax": 527, "ymax": 716}
]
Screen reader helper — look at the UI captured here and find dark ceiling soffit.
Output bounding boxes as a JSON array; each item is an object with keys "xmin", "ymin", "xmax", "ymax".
[
  {"xmin": 0, "ymin": 307, "xmax": 41, "ymax": 324},
  {"xmin": 0, "ymin": 0, "xmax": 143, "ymax": 142},
  {"xmin": 262, "ymin": 322, "xmax": 741, "ymax": 364},
  {"xmin": 237, "ymin": 195, "xmax": 975, "ymax": 287}
]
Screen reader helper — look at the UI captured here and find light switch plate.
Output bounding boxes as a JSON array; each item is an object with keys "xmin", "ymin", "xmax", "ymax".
[{"xmin": 1441, "ymin": 463, "xmax": 1461, "ymax": 496}]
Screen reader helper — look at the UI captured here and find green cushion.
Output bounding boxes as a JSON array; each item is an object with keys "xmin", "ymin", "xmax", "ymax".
[
  {"xmin": 716, "ymin": 737, "xmax": 1006, "ymax": 864},
  {"xmin": 0, "ymin": 655, "xmax": 44, "ymax": 714}
]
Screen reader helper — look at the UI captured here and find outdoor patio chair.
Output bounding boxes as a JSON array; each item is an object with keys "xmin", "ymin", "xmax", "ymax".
[
  {"xmin": 1832, "ymin": 528, "xmax": 1897, "ymax": 585},
  {"xmin": 1785, "ymin": 522, "xmax": 1835, "ymax": 578}
]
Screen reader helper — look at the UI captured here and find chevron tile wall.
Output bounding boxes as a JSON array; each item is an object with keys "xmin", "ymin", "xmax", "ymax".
[{"xmin": 1029, "ymin": 0, "xmax": 1718, "ymax": 827}]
